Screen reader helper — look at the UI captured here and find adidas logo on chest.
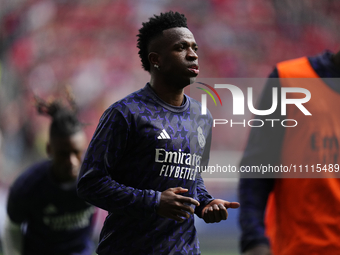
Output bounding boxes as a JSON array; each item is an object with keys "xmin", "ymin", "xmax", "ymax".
[{"xmin": 157, "ymin": 129, "xmax": 171, "ymax": 139}]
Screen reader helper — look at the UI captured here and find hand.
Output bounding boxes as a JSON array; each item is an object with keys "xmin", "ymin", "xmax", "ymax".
[
  {"xmin": 202, "ymin": 199, "xmax": 240, "ymax": 223},
  {"xmin": 242, "ymin": 245, "xmax": 272, "ymax": 255},
  {"xmin": 157, "ymin": 187, "xmax": 200, "ymax": 222}
]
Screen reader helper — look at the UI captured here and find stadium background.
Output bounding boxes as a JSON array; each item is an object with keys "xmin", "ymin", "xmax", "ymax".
[{"xmin": 0, "ymin": 0, "xmax": 340, "ymax": 254}]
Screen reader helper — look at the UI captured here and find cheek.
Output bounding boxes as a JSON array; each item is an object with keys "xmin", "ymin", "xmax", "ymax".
[
  {"xmin": 162, "ymin": 53, "xmax": 183, "ymax": 66},
  {"xmin": 55, "ymin": 158, "xmax": 69, "ymax": 167},
  {"xmin": 76, "ymin": 156, "xmax": 83, "ymax": 165},
  {"xmin": 73, "ymin": 153, "xmax": 83, "ymax": 166},
  {"xmin": 51, "ymin": 157, "xmax": 64, "ymax": 169},
  {"xmin": 165, "ymin": 60, "xmax": 184, "ymax": 74}
]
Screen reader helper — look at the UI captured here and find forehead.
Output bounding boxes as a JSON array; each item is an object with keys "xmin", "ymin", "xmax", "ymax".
[{"xmin": 161, "ymin": 27, "xmax": 196, "ymax": 45}]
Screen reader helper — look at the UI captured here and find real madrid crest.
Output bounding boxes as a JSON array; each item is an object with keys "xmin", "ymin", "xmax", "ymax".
[{"xmin": 197, "ymin": 126, "xmax": 206, "ymax": 148}]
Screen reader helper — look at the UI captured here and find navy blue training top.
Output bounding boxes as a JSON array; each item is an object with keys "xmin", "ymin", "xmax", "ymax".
[
  {"xmin": 7, "ymin": 160, "xmax": 95, "ymax": 255},
  {"xmin": 77, "ymin": 83, "xmax": 215, "ymax": 255}
]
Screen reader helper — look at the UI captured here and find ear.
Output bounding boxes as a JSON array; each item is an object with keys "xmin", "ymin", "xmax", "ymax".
[
  {"xmin": 46, "ymin": 142, "xmax": 51, "ymax": 157},
  {"xmin": 148, "ymin": 52, "xmax": 160, "ymax": 67}
]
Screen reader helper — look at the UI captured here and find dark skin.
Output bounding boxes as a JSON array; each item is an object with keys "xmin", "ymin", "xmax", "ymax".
[
  {"xmin": 46, "ymin": 131, "xmax": 87, "ymax": 183},
  {"xmin": 147, "ymin": 27, "xmax": 240, "ymax": 223},
  {"xmin": 148, "ymin": 27, "xmax": 199, "ymax": 106}
]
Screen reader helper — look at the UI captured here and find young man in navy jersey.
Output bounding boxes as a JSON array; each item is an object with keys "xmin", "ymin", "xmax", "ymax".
[
  {"xmin": 2, "ymin": 94, "xmax": 96, "ymax": 255},
  {"xmin": 239, "ymin": 50, "xmax": 340, "ymax": 255},
  {"xmin": 77, "ymin": 11, "xmax": 240, "ymax": 255}
]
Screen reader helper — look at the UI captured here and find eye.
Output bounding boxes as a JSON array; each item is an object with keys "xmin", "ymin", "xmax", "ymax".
[
  {"xmin": 74, "ymin": 150, "xmax": 83, "ymax": 157},
  {"xmin": 177, "ymin": 45, "xmax": 185, "ymax": 51}
]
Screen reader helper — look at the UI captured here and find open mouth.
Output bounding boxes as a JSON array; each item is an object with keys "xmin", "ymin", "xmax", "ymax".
[{"xmin": 188, "ymin": 65, "xmax": 199, "ymax": 75}]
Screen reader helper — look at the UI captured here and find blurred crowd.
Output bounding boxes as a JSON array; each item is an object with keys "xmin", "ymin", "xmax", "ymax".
[{"xmin": 1, "ymin": 0, "xmax": 340, "ymax": 186}]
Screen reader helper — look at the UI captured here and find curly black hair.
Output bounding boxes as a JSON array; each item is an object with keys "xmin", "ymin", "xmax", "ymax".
[
  {"xmin": 137, "ymin": 11, "xmax": 188, "ymax": 72},
  {"xmin": 34, "ymin": 88, "xmax": 83, "ymax": 138}
]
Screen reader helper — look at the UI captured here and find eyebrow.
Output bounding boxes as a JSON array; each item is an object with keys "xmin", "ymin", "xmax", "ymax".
[{"xmin": 175, "ymin": 41, "xmax": 198, "ymax": 48}]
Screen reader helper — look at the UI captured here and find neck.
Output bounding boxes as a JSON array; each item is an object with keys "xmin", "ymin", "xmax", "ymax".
[{"xmin": 149, "ymin": 77, "xmax": 185, "ymax": 106}]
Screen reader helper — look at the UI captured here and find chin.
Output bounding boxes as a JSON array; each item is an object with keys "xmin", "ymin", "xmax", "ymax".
[
  {"xmin": 189, "ymin": 76, "xmax": 197, "ymax": 85},
  {"xmin": 64, "ymin": 177, "xmax": 77, "ymax": 183},
  {"xmin": 180, "ymin": 77, "xmax": 196, "ymax": 88},
  {"xmin": 179, "ymin": 76, "xmax": 197, "ymax": 88}
]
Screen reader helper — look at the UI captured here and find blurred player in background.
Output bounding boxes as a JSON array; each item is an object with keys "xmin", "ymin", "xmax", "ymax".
[
  {"xmin": 2, "ymin": 91, "xmax": 96, "ymax": 255},
  {"xmin": 77, "ymin": 11, "xmax": 239, "ymax": 255},
  {"xmin": 239, "ymin": 49, "xmax": 340, "ymax": 255}
]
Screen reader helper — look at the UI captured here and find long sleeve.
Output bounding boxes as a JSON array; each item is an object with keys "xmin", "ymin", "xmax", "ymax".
[
  {"xmin": 77, "ymin": 85, "xmax": 218, "ymax": 253},
  {"xmin": 77, "ymin": 107, "xmax": 161, "ymax": 219},
  {"xmin": 238, "ymin": 68, "xmax": 285, "ymax": 252},
  {"xmin": 195, "ymin": 122, "xmax": 215, "ymax": 217}
]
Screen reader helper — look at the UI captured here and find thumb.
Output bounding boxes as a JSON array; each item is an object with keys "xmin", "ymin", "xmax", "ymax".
[
  {"xmin": 223, "ymin": 201, "xmax": 240, "ymax": 209},
  {"xmin": 172, "ymin": 187, "xmax": 189, "ymax": 194}
]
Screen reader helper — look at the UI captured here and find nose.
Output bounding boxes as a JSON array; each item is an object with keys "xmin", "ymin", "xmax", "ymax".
[
  {"xmin": 187, "ymin": 47, "xmax": 198, "ymax": 60},
  {"xmin": 68, "ymin": 153, "xmax": 80, "ymax": 168}
]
